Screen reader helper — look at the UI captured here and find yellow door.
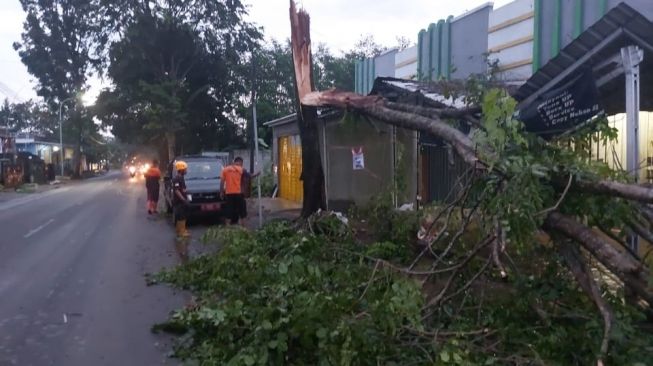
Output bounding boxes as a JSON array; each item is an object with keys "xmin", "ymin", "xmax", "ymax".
[{"xmin": 279, "ymin": 135, "xmax": 303, "ymax": 202}]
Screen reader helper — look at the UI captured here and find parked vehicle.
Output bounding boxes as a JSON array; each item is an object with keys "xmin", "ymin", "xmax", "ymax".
[{"xmin": 164, "ymin": 156, "xmax": 224, "ymax": 220}]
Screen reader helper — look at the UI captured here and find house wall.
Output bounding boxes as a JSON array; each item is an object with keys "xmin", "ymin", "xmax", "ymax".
[
  {"xmin": 488, "ymin": 0, "xmax": 535, "ymax": 83},
  {"xmin": 450, "ymin": 5, "xmax": 492, "ymax": 79},
  {"xmin": 318, "ymin": 116, "xmax": 417, "ymax": 212},
  {"xmin": 395, "ymin": 46, "xmax": 418, "ymax": 79},
  {"xmin": 416, "ymin": 4, "xmax": 492, "ymax": 81},
  {"xmin": 229, "ymin": 148, "xmax": 272, "ymax": 172}
]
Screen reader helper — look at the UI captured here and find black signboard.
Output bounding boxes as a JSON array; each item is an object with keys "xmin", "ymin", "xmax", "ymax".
[{"xmin": 519, "ymin": 69, "xmax": 603, "ymax": 136}]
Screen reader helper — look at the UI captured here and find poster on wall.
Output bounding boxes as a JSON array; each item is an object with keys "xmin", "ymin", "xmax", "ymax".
[{"xmin": 352, "ymin": 147, "xmax": 365, "ymax": 170}]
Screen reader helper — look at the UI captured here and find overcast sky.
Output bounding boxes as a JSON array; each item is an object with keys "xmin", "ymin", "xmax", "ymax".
[{"xmin": 0, "ymin": 0, "xmax": 512, "ymax": 104}]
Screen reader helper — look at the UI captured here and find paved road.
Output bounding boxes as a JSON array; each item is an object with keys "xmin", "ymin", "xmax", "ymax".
[{"xmin": 0, "ymin": 171, "xmax": 188, "ymax": 366}]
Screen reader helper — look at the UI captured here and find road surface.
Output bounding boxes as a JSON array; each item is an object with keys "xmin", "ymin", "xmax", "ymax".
[{"xmin": 0, "ymin": 171, "xmax": 188, "ymax": 365}]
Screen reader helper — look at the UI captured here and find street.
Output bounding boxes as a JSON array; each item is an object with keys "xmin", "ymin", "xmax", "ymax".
[{"xmin": 0, "ymin": 171, "xmax": 188, "ymax": 366}]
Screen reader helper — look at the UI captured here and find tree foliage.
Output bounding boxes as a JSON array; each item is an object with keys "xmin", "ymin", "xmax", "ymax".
[
  {"xmin": 93, "ymin": 0, "xmax": 260, "ymax": 163},
  {"xmin": 14, "ymin": 0, "xmax": 102, "ymax": 176},
  {"xmin": 153, "ymin": 212, "xmax": 653, "ymax": 365},
  {"xmin": 0, "ymin": 99, "xmax": 56, "ymax": 138}
]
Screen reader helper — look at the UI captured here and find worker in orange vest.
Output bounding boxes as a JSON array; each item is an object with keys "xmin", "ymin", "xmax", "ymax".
[
  {"xmin": 144, "ymin": 159, "xmax": 162, "ymax": 215},
  {"xmin": 220, "ymin": 157, "xmax": 259, "ymax": 226}
]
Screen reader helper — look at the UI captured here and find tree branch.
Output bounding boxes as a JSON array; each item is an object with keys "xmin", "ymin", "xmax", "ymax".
[
  {"xmin": 558, "ymin": 243, "xmax": 613, "ymax": 364},
  {"xmin": 545, "ymin": 212, "xmax": 653, "ymax": 305},
  {"xmin": 301, "ymin": 90, "xmax": 480, "ymax": 166},
  {"xmin": 573, "ymin": 179, "xmax": 653, "ymax": 203}
]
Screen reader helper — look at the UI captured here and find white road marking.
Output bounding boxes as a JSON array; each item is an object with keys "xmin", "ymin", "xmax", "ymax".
[
  {"xmin": 23, "ymin": 219, "xmax": 55, "ymax": 238},
  {"xmin": 63, "ymin": 314, "xmax": 68, "ymax": 323}
]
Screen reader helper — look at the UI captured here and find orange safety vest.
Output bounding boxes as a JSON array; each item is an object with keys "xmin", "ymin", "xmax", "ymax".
[{"xmin": 221, "ymin": 165, "xmax": 243, "ymax": 195}]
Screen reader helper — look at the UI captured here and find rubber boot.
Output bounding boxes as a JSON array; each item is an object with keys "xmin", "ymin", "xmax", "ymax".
[{"xmin": 177, "ymin": 220, "xmax": 191, "ymax": 238}]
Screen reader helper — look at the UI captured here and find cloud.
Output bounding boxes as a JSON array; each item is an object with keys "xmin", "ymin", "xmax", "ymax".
[
  {"xmin": 245, "ymin": 0, "xmax": 514, "ymax": 52},
  {"xmin": 2, "ymin": 0, "xmax": 514, "ymax": 101}
]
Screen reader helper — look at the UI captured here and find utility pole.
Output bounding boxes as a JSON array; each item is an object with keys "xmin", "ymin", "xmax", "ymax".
[
  {"xmin": 58, "ymin": 96, "xmax": 76, "ymax": 177},
  {"xmin": 251, "ymin": 55, "xmax": 263, "ymax": 228}
]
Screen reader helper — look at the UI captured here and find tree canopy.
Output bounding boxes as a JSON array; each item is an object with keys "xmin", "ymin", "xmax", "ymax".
[{"xmin": 13, "ymin": 0, "xmax": 104, "ymax": 177}]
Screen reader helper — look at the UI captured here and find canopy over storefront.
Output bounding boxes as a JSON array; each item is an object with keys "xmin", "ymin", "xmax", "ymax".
[{"xmin": 515, "ymin": 3, "xmax": 653, "ymax": 116}]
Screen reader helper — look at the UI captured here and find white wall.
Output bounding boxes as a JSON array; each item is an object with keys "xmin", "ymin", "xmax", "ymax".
[
  {"xmin": 395, "ymin": 46, "xmax": 418, "ymax": 80},
  {"xmin": 487, "ymin": 0, "xmax": 535, "ymax": 83}
]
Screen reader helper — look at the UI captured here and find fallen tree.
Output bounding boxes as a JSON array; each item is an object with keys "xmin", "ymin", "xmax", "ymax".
[{"xmin": 299, "ymin": 72, "xmax": 653, "ymax": 365}]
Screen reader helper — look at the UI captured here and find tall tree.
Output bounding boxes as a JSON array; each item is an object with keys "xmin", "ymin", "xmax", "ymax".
[
  {"xmin": 14, "ymin": 0, "xmax": 101, "ymax": 177},
  {"xmin": 94, "ymin": 0, "xmax": 260, "ymax": 164}
]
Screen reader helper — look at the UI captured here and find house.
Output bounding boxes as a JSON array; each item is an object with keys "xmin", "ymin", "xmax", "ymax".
[
  {"xmin": 264, "ymin": 76, "xmax": 484, "ymax": 211},
  {"xmin": 15, "ymin": 133, "xmax": 77, "ymax": 176},
  {"xmin": 265, "ymin": 110, "xmax": 417, "ymax": 211}
]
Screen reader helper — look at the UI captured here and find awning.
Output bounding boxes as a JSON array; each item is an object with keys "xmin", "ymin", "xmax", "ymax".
[{"xmin": 515, "ymin": 3, "xmax": 653, "ymax": 116}]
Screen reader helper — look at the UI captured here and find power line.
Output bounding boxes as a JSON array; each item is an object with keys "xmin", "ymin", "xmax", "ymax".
[{"xmin": 0, "ymin": 81, "xmax": 23, "ymax": 102}]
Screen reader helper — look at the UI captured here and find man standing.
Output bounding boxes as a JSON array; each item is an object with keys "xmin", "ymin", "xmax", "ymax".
[
  {"xmin": 144, "ymin": 159, "xmax": 161, "ymax": 215},
  {"xmin": 220, "ymin": 157, "xmax": 246, "ymax": 226},
  {"xmin": 172, "ymin": 160, "xmax": 191, "ymax": 237}
]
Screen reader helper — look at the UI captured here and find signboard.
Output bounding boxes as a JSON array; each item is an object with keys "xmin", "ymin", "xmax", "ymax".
[
  {"xmin": 352, "ymin": 147, "xmax": 365, "ymax": 170},
  {"xmin": 519, "ymin": 69, "xmax": 603, "ymax": 136}
]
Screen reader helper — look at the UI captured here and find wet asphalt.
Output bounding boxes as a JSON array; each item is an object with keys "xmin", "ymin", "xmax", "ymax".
[{"xmin": 0, "ymin": 171, "xmax": 190, "ymax": 365}]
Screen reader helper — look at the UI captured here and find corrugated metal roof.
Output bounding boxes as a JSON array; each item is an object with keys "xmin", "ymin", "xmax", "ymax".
[
  {"xmin": 263, "ymin": 114, "xmax": 297, "ymax": 127},
  {"xmin": 515, "ymin": 3, "xmax": 653, "ymax": 114},
  {"xmin": 370, "ymin": 76, "xmax": 517, "ymax": 109}
]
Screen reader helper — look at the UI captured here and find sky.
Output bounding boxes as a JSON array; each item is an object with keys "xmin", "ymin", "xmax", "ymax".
[{"xmin": 0, "ymin": 0, "xmax": 512, "ymax": 104}]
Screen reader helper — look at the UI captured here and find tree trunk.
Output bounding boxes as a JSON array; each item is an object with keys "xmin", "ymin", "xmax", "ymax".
[
  {"xmin": 289, "ymin": 0, "xmax": 326, "ymax": 217},
  {"xmin": 158, "ymin": 137, "xmax": 170, "ymax": 171},
  {"xmin": 297, "ymin": 106, "xmax": 325, "ymax": 216},
  {"xmin": 166, "ymin": 131, "xmax": 176, "ymax": 163},
  {"xmin": 71, "ymin": 120, "xmax": 83, "ymax": 179},
  {"xmin": 545, "ymin": 212, "xmax": 653, "ymax": 305},
  {"xmin": 72, "ymin": 142, "xmax": 82, "ymax": 179}
]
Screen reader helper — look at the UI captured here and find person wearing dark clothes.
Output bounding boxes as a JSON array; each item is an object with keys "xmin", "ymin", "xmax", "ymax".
[
  {"xmin": 144, "ymin": 159, "xmax": 162, "ymax": 214},
  {"xmin": 172, "ymin": 160, "xmax": 190, "ymax": 238}
]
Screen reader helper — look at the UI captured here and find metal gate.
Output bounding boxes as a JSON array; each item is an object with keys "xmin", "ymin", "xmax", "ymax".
[
  {"xmin": 424, "ymin": 145, "xmax": 468, "ymax": 203},
  {"xmin": 278, "ymin": 135, "xmax": 303, "ymax": 202}
]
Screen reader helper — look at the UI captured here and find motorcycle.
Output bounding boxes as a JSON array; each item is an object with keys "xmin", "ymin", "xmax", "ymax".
[{"xmin": 128, "ymin": 165, "xmax": 136, "ymax": 178}]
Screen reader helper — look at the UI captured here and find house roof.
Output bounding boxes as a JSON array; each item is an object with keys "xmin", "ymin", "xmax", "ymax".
[
  {"xmin": 369, "ymin": 77, "xmax": 518, "ymax": 109},
  {"xmin": 263, "ymin": 114, "xmax": 297, "ymax": 128},
  {"xmin": 263, "ymin": 109, "xmax": 343, "ymax": 129},
  {"xmin": 514, "ymin": 3, "xmax": 653, "ymax": 114}
]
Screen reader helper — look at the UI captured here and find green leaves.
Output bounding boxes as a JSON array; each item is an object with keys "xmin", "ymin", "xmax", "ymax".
[{"xmin": 155, "ymin": 223, "xmax": 428, "ymax": 364}]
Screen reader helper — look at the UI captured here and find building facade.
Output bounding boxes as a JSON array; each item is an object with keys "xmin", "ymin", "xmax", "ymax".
[{"xmin": 355, "ymin": 0, "xmax": 653, "ymax": 86}]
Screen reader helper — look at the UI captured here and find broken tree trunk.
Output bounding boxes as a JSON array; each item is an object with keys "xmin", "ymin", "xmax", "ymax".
[{"xmin": 289, "ymin": 0, "xmax": 326, "ymax": 217}]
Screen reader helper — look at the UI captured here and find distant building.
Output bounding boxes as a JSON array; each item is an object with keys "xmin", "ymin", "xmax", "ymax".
[
  {"xmin": 355, "ymin": 0, "xmax": 653, "ymax": 87},
  {"xmin": 15, "ymin": 133, "xmax": 78, "ymax": 176}
]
